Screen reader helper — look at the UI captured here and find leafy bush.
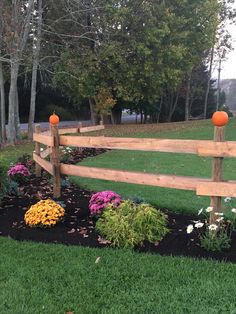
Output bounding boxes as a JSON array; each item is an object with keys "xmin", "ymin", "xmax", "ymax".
[
  {"xmin": 0, "ymin": 162, "xmax": 9, "ymax": 201},
  {"xmin": 24, "ymin": 199, "xmax": 65, "ymax": 228},
  {"xmin": 7, "ymin": 164, "xmax": 31, "ymax": 184},
  {"xmin": 89, "ymin": 191, "xmax": 121, "ymax": 216},
  {"xmin": 96, "ymin": 201, "xmax": 169, "ymax": 248}
]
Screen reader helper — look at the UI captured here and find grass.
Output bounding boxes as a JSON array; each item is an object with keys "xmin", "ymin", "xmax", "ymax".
[
  {"xmin": 0, "ymin": 143, "xmax": 33, "ymax": 167},
  {"xmin": 71, "ymin": 118, "xmax": 236, "ymax": 214},
  {"xmin": 1, "ymin": 237, "xmax": 236, "ymax": 314}
]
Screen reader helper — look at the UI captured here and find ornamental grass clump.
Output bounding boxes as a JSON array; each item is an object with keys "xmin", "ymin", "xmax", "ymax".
[
  {"xmin": 96, "ymin": 200, "xmax": 169, "ymax": 248},
  {"xmin": 7, "ymin": 163, "xmax": 31, "ymax": 183},
  {"xmin": 89, "ymin": 191, "xmax": 121, "ymax": 216},
  {"xmin": 24, "ymin": 199, "xmax": 65, "ymax": 228}
]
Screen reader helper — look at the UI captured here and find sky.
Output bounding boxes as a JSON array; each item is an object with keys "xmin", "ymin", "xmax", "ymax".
[{"xmin": 216, "ymin": 3, "xmax": 236, "ymax": 80}]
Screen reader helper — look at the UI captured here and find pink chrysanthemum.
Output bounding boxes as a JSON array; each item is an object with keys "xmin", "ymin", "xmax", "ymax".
[{"xmin": 89, "ymin": 191, "xmax": 121, "ymax": 216}]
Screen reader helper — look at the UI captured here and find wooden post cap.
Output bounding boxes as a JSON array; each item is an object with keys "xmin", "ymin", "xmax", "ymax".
[
  {"xmin": 49, "ymin": 113, "xmax": 60, "ymax": 126},
  {"xmin": 212, "ymin": 111, "xmax": 229, "ymax": 127}
]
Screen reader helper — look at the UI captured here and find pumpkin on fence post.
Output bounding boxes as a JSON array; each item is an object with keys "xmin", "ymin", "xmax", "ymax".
[
  {"xmin": 210, "ymin": 111, "xmax": 229, "ymax": 224},
  {"xmin": 49, "ymin": 112, "xmax": 60, "ymax": 126},
  {"xmin": 49, "ymin": 113, "xmax": 61, "ymax": 198}
]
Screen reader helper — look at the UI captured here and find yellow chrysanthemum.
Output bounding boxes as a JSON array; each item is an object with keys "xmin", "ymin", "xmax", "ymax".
[{"xmin": 24, "ymin": 199, "xmax": 65, "ymax": 228}]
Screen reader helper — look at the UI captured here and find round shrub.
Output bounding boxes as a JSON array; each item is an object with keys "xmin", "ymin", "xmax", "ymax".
[
  {"xmin": 89, "ymin": 191, "xmax": 121, "ymax": 216},
  {"xmin": 96, "ymin": 200, "xmax": 169, "ymax": 248},
  {"xmin": 7, "ymin": 163, "xmax": 31, "ymax": 183},
  {"xmin": 24, "ymin": 199, "xmax": 65, "ymax": 228}
]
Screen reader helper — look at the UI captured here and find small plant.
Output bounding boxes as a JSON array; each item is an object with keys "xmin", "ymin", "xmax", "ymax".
[
  {"xmin": 200, "ymin": 230, "xmax": 231, "ymax": 252},
  {"xmin": 61, "ymin": 177, "xmax": 70, "ymax": 188},
  {"xmin": 24, "ymin": 199, "xmax": 65, "ymax": 228},
  {"xmin": 6, "ymin": 180, "xmax": 22, "ymax": 196},
  {"xmin": 96, "ymin": 200, "xmax": 169, "ymax": 248},
  {"xmin": 60, "ymin": 146, "xmax": 74, "ymax": 164},
  {"xmin": 186, "ymin": 198, "xmax": 236, "ymax": 252},
  {"xmin": 124, "ymin": 195, "xmax": 146, "ymax": 204},
  {"xmin": 7, "ymin": 164, "xmax": 31, "ymax": 184},
  {"xmin": 89, "ymin": 191, "xmax": 121, "ymax": 216}
]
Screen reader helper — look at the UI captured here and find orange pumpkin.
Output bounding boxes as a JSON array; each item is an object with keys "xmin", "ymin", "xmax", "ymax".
[
  {"xmin": 212, "ymin": 111, "xmax": 229, "ymax": 127},
  {"xmin": 49, "ymin": 112, "xmax": 59, "ymax": 126}
]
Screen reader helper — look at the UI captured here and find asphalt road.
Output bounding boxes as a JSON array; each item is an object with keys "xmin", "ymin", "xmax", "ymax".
[
  {"xmin": 19, "ymin": 115, "xmax": 139, "ymax": 130},
  {"xmin": 19, "ymin": 120, "xmax": 91, "ymax": 131}
]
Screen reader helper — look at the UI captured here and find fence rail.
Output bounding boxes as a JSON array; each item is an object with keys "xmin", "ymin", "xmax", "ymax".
[
  {"xmin": 33, "ymin": 121, "xmax": 236, "ymax": 223},
  {"xmin": 59, "ymin": 136, "xmax": 236, "ymax": 157}
]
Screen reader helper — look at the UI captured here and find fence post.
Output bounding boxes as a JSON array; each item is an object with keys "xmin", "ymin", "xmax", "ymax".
[
  {"xmin": 210, "ymin": 126, "xmax": 225, "ymax": 224},
  {"xmin": 35, "ymin": 124, "xmax": 42, "ymax": 177},
  {"xmin": 51, "ymin": 124, "xmax": 61, "ymax": 198}
]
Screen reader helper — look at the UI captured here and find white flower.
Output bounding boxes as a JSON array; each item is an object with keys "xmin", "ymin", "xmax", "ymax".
[
  {"xmin": 198, "ymin": 208, "xmax": 203, "ymax": 215},
  {"xmin": 214, "ymin": 212, "xmax": 224, "ymax": 216},
  {"xmin": 195, "ymin": 222, "xmax": 204, "ymax": 228},
  {"xmin": 224, "ymin": 197, "xmax": 231, "ymax": 203},
  {"xmin": 216, "ymin": 217, "xmax": 224, "ymax": 223},
  {"xmin": 208, "ymin": 224, "xmax": 218, "ymax": 231},
  {"xmin": 206, "ymin": 206, "xmax": 213, "ymax": 213},
  {"xmin": 187, "ymin": 224, "xmax": 194, "ymax": 234},
  {"xmin": 40, "ymin": 148, "xmax": 44, "ymax": 151},
  {"xmin": 231, "ymin": 208, "xmax": 236, "ymax": 213}
]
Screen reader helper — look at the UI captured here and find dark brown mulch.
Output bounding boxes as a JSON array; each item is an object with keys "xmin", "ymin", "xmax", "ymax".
[{"xmin": 1, "ymin": 148, "xmax": 236, "ymax": 263}]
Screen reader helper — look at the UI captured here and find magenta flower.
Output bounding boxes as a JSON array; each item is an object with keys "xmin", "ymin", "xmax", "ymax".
[
  {"xmin": 7, "ymin": 163, "xmax": 31, "ymax": 183},
  {"xmin": 89, "ymin": 191, "xmax": 121, "ymax": 216}
]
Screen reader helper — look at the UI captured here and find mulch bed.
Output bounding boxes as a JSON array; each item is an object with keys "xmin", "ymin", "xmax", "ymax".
[{"xmin": 1, "ymin": 148, "xmax": 236, "ymax": 263}]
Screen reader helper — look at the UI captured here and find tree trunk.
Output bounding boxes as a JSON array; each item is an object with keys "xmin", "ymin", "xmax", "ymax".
[
  {"xmin": 204, "ymin": 46, "xmax": 214, "ymax": 119},
  {"xmin": 89, "ymin": 97, "xmax": 96, "ymax": 124},
  {"xmin": 8, "ymin": 62, "xmax": 19, "ymax": 144},
  {"xmin": 15, "ymin": 87, "xmax": 21, "ymax": 140},
  {"xmin": 28, "ymin": 0, "xmax": 43, "ymax": 139},
  {"xmin": 157, "ymin": 96, "xmax": 163, "ymax": 123},
  {"xmin": 168, "ymin": 92, "xmax": 179, "ymax": 122},
  {"xmin": 111, "ymin": 107, "xmax": 122, "ymax": 124},
  {"xmin": 185, "ymin": 74, "xmax": 191, "ymax": 121},
  {"xmin": 0, "ymin": 61, "xmax": 6, "ymax": 143}
]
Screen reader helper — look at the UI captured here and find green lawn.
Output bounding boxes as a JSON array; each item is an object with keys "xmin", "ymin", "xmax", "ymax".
[
  {"xmin": 72, "ymin": 119, "xmax": 236, "ymax": 214},
  {"xmin": 0, "ymin": 143, "xmax": 33, "ymax": 167},
  {"xmin": 1, "ymin": 237, "xmax": 236, "ymax": 314}
]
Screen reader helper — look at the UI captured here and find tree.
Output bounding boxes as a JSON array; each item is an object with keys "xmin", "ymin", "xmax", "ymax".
[
  {"xmin": 0, "ymin": 0, "xmax": 6, "ymax": 143},
  {"xmin": 2, "ymin": 0, "xmax": 35, "ymax": 144},
  {"xmin": 203, "ymin": 0, "xmax": 236, "ymax": 118},
  {"xmin": 28, "ymin": 0, "xmax": 43, "ymax": 139}
]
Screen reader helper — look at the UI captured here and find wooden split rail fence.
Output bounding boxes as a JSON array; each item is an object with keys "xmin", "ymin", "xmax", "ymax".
[{"xmin": 33, "ymin": 122, "xmax": 236, "ymax": 222}]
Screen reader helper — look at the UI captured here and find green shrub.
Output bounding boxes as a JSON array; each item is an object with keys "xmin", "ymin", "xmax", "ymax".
[
  {"xmin": 96, "ymin": 200, "xmax": 169, "ymax": 248},
  {"xmin": 0, "ymin": 162, "xmax": 9, "ymax": 201}
]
